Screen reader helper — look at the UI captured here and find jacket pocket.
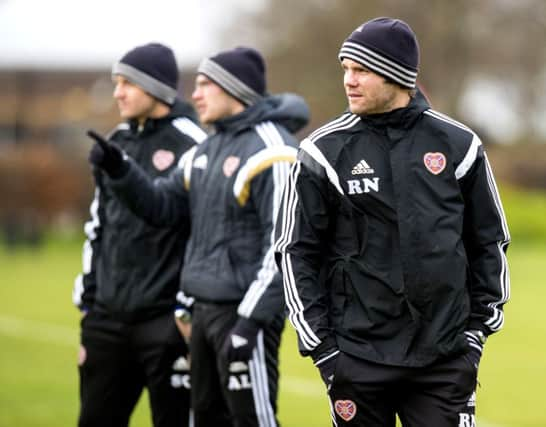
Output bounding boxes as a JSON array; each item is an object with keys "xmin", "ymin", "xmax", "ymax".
[
  {"xmin": 329, "ymin": 197, "xmax": 369, "ymax": 257},
  {"xmin": 329, "ymin": 264, "xmax": 349, "ymax": 328},
  {"xmin": 340, "ymin": 259, "xmax": 408, "ymax": 338}
]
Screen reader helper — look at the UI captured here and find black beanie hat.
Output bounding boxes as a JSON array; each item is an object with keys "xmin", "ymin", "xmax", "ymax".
[
  {"xmin": 197, "ymin": 47, "xmax": 266, "ymax": 106},
  {"xmin": 112, "ymin": 43, "xmax": 179, "ymax": 105},
  {"xmin": 339, "ymin": 17, "xmax": 419, "ymax": 89}
]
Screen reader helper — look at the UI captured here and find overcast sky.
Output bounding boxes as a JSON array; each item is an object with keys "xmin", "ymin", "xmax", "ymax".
[{"xmin": 0, "ymin": 0, "xmax": 265, "ymax": 69}]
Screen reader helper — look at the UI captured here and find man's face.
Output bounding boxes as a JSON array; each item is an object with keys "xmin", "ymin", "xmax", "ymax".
[
  {"xmin": 341, "ymin": 58, "xmax": 403, "ymax": 116},
  {"xmin": 192, "ymin": 74, "xmax": 244, "ymax": 125},
  {"xmin": 113, "ymin": 75, "xmax": 156, "ymax": 121}
]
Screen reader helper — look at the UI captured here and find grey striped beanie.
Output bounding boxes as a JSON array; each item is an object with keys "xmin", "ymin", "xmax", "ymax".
[
  {"xmin": 339, "ymin": 17, "xmax": 419, "ymax": 89},
  {"xmin": 197, "ymin": 47, "xmax": 266, "ymax": 106},
  {"xmin": 112, "ymin": 43, "xmax": 179, "ymax": 105}
]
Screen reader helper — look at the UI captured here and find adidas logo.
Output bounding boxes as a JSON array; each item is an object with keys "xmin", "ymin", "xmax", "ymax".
[
  {"xmin": 466, "ymin": 391, "xmax": 476, "ymax": 407},
  {"xmin": 193, "ymin": 154, "xmax": 208, "ymax": 170},
  {"xmin": 231, "ymin": 334, "xmax": 248, "ymax": 348},
  {"xmin": 172, "ymin": 356, "xmax": 190, "ymax": 371},
  {"xmin": 351, "ymin": 159, "xmax": 374, "ymax": 175}
]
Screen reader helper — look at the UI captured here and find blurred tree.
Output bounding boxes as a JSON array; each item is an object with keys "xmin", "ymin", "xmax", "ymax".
[
  {"xmin": 223, "ymin": 0, "xmax": 546, "ymax": 143},
  {"xmin": 0, "ymin": 143, "xmax": 93, "ymax": 242}
]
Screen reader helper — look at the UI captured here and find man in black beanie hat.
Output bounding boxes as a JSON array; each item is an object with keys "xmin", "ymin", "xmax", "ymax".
[
  {"xmin": 275, "ymin": 17, "xmax": 510, "ymax": 426},
  {"xmin": 74, "ymin": 42, "xmax": 207, "ymax": 427},
  {"xmin": 85, "ymin": 46, "xmax": 310, "ymax": 427}
]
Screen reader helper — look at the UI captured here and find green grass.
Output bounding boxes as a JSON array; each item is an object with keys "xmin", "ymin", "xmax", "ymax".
[
  {"xmin": 499, "ymin": 185, "xmax": 546, "ymax": 243},
  {"xmin": 1, "ymin": 238, "xmax": 545, "ymax": 426},
  {"xmin": 0, "ymin": 238, "xmax": 329, "ymax": 427},
  {"xmin": 477, "ymin": 242, "xmax": 546, "ymax": 427}
]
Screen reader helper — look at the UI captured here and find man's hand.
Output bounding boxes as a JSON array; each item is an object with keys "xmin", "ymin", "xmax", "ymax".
[
  {"xmin": 175, "ymin": 314, "xmax": 192, "ymax": 345},
  {"xmin": 314, "ymin": 350, "xmax": 339, "ymax": 389},
  {"xmin": 174, "ymin": 291, "xmax": 194, "ymax": 345},
  {"xmin": 222, "ymin": 317, "xmax": 261, "ymax": 362},
  {"xmin": 87, "ymin": 129, "xmax": 126, "ymax": 178}
]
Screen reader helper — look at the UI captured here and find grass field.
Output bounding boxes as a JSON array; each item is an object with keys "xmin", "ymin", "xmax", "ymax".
[{"xmin": 0, "ymin": 236, "xmax": 544, "ymax": 427}]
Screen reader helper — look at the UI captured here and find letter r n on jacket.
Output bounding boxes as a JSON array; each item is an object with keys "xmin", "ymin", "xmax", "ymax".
[{"xmin": 347, "ymin": 177, "xmax": 380, "ymax": 194}]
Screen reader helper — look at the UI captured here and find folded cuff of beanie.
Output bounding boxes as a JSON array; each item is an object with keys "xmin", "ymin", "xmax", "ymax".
[
  {"xmin": 113, "ymin": 62, "xmax": 178, "ymax": 105},
  {"xmin": 197, "ymin": 58, "xmax": 263, "ymax": 106},
  {"xmin": 339, "ymin": 41, "xmax": 418, "ymax": 89}
]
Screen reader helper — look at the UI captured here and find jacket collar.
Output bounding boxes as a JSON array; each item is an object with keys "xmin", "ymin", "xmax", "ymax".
[
  {"xmin": 128, "ymin": 99, "xmax": 198, "ymax": 134},
  {"xmin": 213, "ymin": 93, "xmax": 310, "ymax": 135},
  {"xmin": 359, "ymin": 89, "xmax": 429, "ymax": 130}
]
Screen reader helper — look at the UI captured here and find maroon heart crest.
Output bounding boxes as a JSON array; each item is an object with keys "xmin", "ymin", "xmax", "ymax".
[
  {"xmin": 423, "ymin": 152, "xmax": 446, "ymax": 175},
  {"xmin": 223, "ymin": 156, "xmax": 241, "ymax": 177},
  {"xmin": 152, "ymin": 149, "xmax": 175, "ymax": 171},
  {"xmin": 334, "ymin": 399, "xmax": 357, "ymax": 422}
]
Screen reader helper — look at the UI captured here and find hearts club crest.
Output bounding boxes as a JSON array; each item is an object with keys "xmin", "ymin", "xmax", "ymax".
[
  {"xmin": 223, "ymin": 156, "xmax": 241, "ymax": 177},
  {"xmin": 334, "ymin": 399, "xmax": 357, "ymax": 422},
  {"xmin": 152, "ymin": 149, "xmax": 175, "ymax": 171},
  {"xmin": 423, "ymin": 152, "xmax": 446, "ymax": 175}
]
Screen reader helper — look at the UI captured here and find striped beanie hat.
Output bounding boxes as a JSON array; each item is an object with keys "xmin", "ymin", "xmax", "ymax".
[
  {"xmin": 339, "ymin": 17, "xmax": 419, "ymax": 89},
  {"xmin": 112, "ymin": 43, "xmax": 179, "ymax": 105},
  {"xmin": 197, "ymin": 47, "xmax": 266, "ymax": 106}
]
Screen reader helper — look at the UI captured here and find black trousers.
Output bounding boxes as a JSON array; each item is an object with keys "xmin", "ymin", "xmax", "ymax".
[
  {"xmin": 327, "ymin": 351, "xmax": 478, "ymax": 427},
  {"xmin": 190, "ymin": 302, "xmax": 283, "ymax": 427},
  {"xmin": 78, "ymin": 310, "xmax": 190, "ymax": 427}
]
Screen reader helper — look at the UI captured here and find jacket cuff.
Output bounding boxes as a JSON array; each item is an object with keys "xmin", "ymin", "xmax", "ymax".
[
  {"xmin": 234, "ymin": 316, "xmax": 262, "ymax": 334},
  {"xmin": 307, "ymin": 335, "xmax": 338, "ymax": 364},
  {"xmin": 466, "ymin": 319, "xmax": 489, "ymax": 335},
  {"xmin": 464, "ymin": 330, "xmax": 486, "ymax": 354},
  {"xmin": 176, "ymin": 291, "xmax": 195, "ymax": 311},
  {"xmin": 80, "ymin": 296, "xmax": 95, "ymax": 311}
]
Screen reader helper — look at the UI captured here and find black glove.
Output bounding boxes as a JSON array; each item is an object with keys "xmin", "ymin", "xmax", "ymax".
[
  {"xmin": 87, "ymin": 129, "xmax": 126, "ymax": 178},
  {"xmin": 466, "ymin": 347, "xmax": 482, "ymax": 371},
  {"xmin": 314, "ymin": 349, "xmax": 339, "ymax": 388},
  {"xmin": 222, "ymin": 317, "xmax": 261, "ymax": 363},
  {"xmin": 465, "ymin": 330, "xmax": 485, "ymax": 370}
]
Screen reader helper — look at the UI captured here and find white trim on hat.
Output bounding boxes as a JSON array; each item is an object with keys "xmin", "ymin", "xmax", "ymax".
[
  {"xmin": 197, "ymin": 58, "xmax": 262, "ymax": 106},
  {"xmin": 112, "ymin": 62, "xmax": 178, "ymax": 104},
  {"xmin": 339, "ymin": 41, "xmax": 417, "ymax": 88}
]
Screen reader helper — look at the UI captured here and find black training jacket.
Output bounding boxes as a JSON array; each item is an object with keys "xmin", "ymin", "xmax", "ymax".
[
  {"xmin": 110, "ymin": 94, "xmax": 310, "ymax": 325},
  {"xmin": 73, "ymin": 100, "xmax": 207, "ymax": 321},
  {"xmin": 274, "ymin": 93, "xmax": 510, "ymax": 367}
]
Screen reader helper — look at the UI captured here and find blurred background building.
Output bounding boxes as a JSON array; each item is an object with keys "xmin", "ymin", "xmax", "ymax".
[{"xmin": 1, "ymin": 0, "xmax": 545, "ymax": 247}]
